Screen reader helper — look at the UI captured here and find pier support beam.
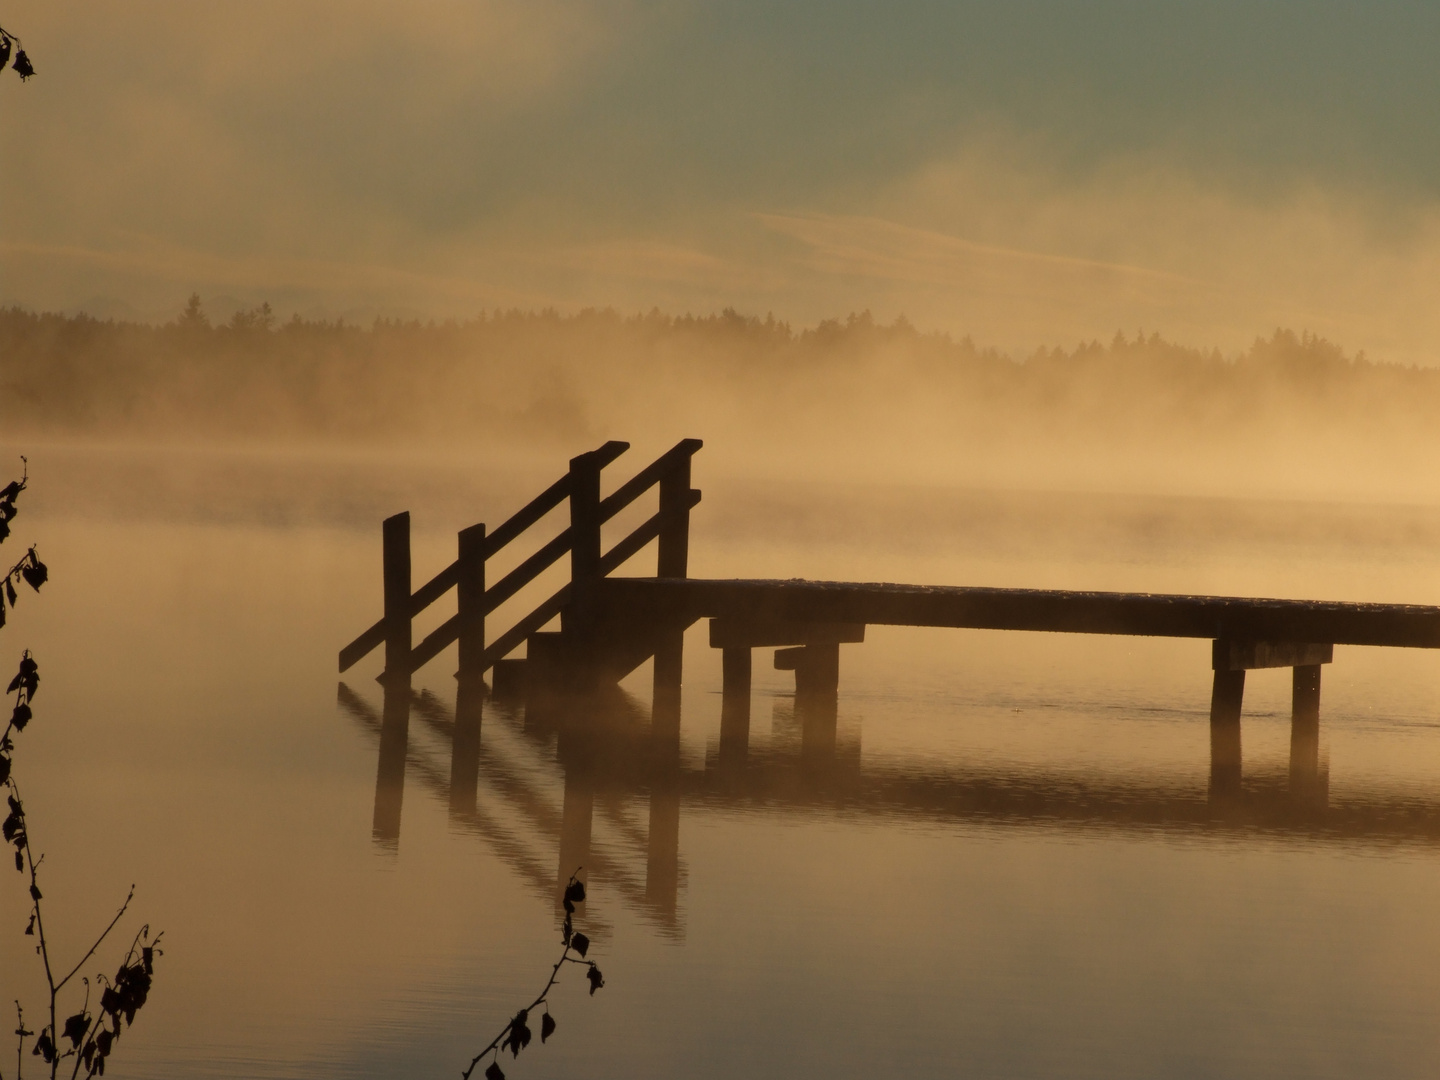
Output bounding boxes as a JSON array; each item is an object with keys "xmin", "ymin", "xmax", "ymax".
[
  {"xmin": 1207, "ymin": 639, "xmax": 1334, "ymax": 805},
  {"xmin": 720, "ymin": 648, "xmax": 752, "ymax": 764}
]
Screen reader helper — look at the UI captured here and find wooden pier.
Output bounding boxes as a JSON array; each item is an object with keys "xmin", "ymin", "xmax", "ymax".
[{"xmin": 339, "ymin": 439, "xmax": 1440, "ymax": 799}]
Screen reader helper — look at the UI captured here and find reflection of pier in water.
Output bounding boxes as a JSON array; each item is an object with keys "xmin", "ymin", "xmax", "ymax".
[
  {"xmin": 340, "ymin": 674, "xmax": 1440, "ymax": 941},
  {"xmin": 337, "ymin": 682, "xmax": 684, "ymax": 939}
]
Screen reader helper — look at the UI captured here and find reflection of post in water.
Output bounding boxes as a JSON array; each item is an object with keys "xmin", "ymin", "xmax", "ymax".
[
  {"xmin": 719, "ymin": 647, "xmax": 752, "ymax": 769},
  {"xmin": 647, "ymin": 735, "xmax": 681, "ymax": 919},
  {"xmin": 1289, "ymin": 663, "xmax": 1328, "ymax": 806},
  {"xmin": 798, "ymin": 689, "xmax": 839, "ymax": 762},
  {"xmin": 374, "ymin": 511, "xmax": 413, "ymax": 848},
  {"xmin": 450, "ymin": 522, "xmax": 487, "ymax": 820},
  {"xmin": 373, "ymin": 682, "xmax": 411, "ymax": 848},
  {"xmin": 556, "ymin": 731, "xmax": 595, "ymax": 912},
  {"xmin": 450, "ymin": 678, "xmax": 483, "ymax": 819}
]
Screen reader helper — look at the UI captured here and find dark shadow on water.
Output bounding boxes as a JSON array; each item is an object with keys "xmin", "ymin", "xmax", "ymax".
[{"xmin": 340, "ymin": 673, "xmax": 1440, "ymax": 942}]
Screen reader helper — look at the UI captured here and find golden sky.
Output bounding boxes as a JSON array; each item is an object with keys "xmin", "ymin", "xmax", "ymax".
[{"xmin": 4, "ymin": 0, "xmax": 1440, "ymax": 359}]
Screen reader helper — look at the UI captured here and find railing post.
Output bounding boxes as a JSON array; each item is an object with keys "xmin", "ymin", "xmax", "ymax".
[
  {"xmin": 656, "ymin": 452, "xmax": 692, "ymax": 580},
  {"xmin": 456, "ymin": 523, "xmax": 486, "ymax": 685},
  {"xmin": 382, "ymin": 512, "xmax": 412, "ymax": 687},
  {"xmin": 565, "ymin": 451, "xmax": 604, "ymax": 680},
  {"xmin": 653, "ymin": 452, "xmax": 693, "ymax": 701}
]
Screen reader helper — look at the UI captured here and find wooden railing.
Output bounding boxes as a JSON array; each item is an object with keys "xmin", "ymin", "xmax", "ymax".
[{"xmin": 338, "ymin": 438, "xmax": 703, "ymax": 685}]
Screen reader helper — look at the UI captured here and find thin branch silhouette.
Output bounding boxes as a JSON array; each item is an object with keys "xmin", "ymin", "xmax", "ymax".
[
  {"xmin": 462, "ymin": 871, "xmax": 605, "ymax": 1080},
  {"xmin": 0, "ymin": 463, "xmax": 162, "ymax": 1079}
]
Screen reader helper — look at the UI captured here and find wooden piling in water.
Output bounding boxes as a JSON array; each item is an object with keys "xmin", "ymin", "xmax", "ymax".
[
  {"xmin": 1209, "ymin": 668, "xmax": 1245, "ymax": 798},
  {"xmin": 777, "ymin": 642, "xmax": 841, "ymax": 697},
  {"xmin": 1290, "ymin": 663, "xmax": 1323, "ymax": 800}
]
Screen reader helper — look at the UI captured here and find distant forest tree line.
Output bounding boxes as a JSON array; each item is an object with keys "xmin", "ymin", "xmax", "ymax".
[{"xmin": 0, "ymin": 300, "xmax": 1433, "ymax": 485}]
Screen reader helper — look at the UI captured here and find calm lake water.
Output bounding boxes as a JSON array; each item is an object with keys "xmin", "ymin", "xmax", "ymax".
[{"xmin": 5, "ymin": 442, "xmax": 1440, "ymax": 1079}]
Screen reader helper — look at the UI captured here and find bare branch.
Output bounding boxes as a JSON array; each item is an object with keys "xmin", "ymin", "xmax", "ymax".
[{"xmin": 55, "ymin": 889, "xmax": 134, "ymax": 993}]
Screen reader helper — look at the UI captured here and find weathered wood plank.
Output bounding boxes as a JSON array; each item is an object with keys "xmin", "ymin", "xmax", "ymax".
[{"xmin": 603, "ymin": 578, "xmax": 1440, "ymax": 650}]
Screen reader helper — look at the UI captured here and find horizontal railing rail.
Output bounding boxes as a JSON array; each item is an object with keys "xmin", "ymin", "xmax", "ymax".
[
  {"xmin": 339, "ymin": 437, "xmax": 702, "ymax": 683},
  {"xmin": 598, "ymin": 438, "xmax": 703, "ymax": 524},
  {"xmin": 339, "ymin": 440, "xmax": 631, "ymax": 672},
  {"xmin": 408, "ymin": 482, "xmax": 703, "ymax": 674}
]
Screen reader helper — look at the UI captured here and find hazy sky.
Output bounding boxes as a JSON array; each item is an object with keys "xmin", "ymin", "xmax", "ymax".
[{"xmin": 4, "ymin": 0, "xmax": 1440, "ymax": 358}]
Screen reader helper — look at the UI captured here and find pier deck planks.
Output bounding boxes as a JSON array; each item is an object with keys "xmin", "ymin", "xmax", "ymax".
[{"xmin": 602, "ymin": 577, "xmax": 1440, "ymax": 649}]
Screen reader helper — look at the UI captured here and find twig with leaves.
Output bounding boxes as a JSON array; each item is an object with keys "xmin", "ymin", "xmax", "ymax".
[
  {"xmin": 0, "ymin": 24, "xmax": 34, "ymax": 80},
  {"xmin": 3, "ymin": 655, "xmax": 163, "ymax": 1080},
  {"xmin": 0, "ymin": 464, "xmax": 162, "ymax": 1080},
  {"xmin": 462, "ymin": 873, "xmax": 605, "ymax": 1080}
]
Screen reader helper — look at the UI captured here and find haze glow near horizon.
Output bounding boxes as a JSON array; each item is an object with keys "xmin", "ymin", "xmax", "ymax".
[{"xmin": 3, "ymin": 0, "xmax": 1439, "ymax": 360}]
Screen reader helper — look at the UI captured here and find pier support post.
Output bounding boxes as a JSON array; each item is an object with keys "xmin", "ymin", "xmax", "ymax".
[
  {"xmin": 1209, "ymin": 668, "xmax": 1245, "ymax": 800},
  {"xmin": 382, "ymin": 512, "xmax": 412, "ymax": 687},
  {"xmin": 720, "ymin": 647, "xmax": 752, "ymax": 763},
  {"xmin": 722, "ymin": 647, "xmax": 752, "ymax": 698},
  {"xmin": 776, "ymin": 643, "xmax": 840, "ymax": 698},
  {"xmin": 1290, "ymin": 663, "xmax": 1324, "ymax": 803}
]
